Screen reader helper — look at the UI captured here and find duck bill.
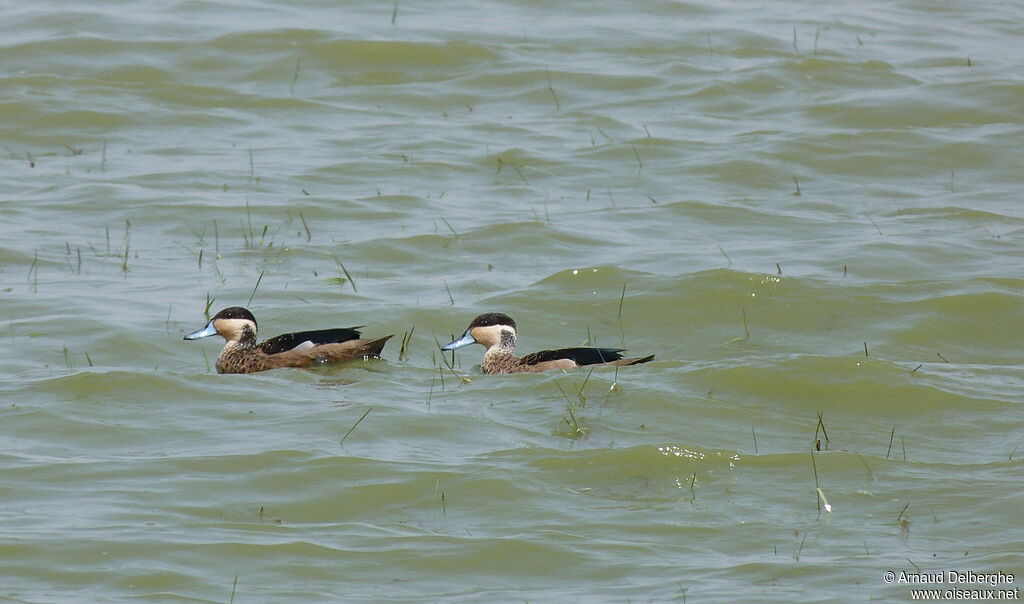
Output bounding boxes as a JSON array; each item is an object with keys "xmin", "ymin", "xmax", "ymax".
[
  {"xmin": 184, "ymin": 320, "xmax": 218, "ymax": 340},
  {"xmin": 441, "ymin": 330, "xmax": 476, "ymax": 351}
]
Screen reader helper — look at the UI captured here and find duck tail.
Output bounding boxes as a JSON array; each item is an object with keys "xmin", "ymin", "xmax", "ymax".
[
  {"xmin": 612, "ymin": 354, "xmax": 655, "ymax": 366},
  {"xmin": 311, "ymin": 334, "xmax": 393, "ymax": 363},
  {"xmin": 360, "ymin": 334, "xmax": 393, "ymax": 358}
]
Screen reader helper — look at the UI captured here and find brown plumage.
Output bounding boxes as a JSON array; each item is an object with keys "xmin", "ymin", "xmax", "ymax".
[
  {"xmin": 441, "ymin": 312, "xmax": 654, "ymax": 375},
  {"xmin": 184, "ymin": 306, "xmax": 391, "ymax": 374}
]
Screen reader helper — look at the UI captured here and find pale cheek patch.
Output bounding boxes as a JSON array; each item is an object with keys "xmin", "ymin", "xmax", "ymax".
[
  {"xmin": 215, "ymin": 318, "xmax": 257, "ymax": 341},
  {"xmin": 472, "ymin": 324, "xmax": 513, "ymax": 348},
  {"xmin": 470, "ymin": 326, "xmax": 487, "ymax": 343}
]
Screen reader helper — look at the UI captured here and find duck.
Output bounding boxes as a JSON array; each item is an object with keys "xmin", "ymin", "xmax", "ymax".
[
  {"xmin": 441, "ymin": 312, "xmax": 654, "ymax": 374},
  {"xmin": 184, "ymin": 306, "xmax": 392, "ymax": 374}
]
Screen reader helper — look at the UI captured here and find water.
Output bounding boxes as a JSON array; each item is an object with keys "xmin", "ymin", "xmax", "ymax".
[{"xmin": 2, "ymin": 0, "xmax": 1022, "ymax": 601}]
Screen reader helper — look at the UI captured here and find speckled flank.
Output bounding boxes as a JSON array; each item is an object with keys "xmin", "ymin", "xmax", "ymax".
[
  {"xmin": 214, "ymin": 335, "xmax": 392, "ymax": 374},
  {"xmin": 449, "ymin": 313, "xmax": 655, "ymax": 375},
  {"xmin": 186, "ymin": 307, "xmax": 391, "ymax": 374}
]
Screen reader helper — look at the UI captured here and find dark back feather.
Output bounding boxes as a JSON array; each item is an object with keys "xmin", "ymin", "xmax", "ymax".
[
  {"xmin": 259, "ymin": 327, "xmax": 363, "ymax": 355},
  {"xmin": 520, "ymin": 347, "xmax": 625, "ymax": 367}
]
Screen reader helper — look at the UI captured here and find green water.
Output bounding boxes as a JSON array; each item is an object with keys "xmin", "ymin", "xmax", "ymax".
[{"xmin": 2, "ymin": 1, "xmax": 1022, "ymax": 601}]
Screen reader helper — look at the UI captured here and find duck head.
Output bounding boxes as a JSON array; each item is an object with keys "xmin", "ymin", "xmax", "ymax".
[
  {"xmin": 184, "ymin": 306, "xmax": 258, "ymax": 344},
  {"xmin": 442, "ymin": 312, "xmax": 518, "ymax": 351}
]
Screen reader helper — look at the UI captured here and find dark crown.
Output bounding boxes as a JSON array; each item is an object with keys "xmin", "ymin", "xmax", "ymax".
[
  {"xmin": 468, "ymin": 312, "xmax": 516, "ymax": 330},
  {"xmin": 213, "ymin": 306, "xmax": 258, "ymax": 329}
]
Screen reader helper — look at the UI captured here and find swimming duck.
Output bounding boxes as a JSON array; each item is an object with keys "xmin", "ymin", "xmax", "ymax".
[
  {"xmin": 441, "ymin": 312, "xmax": 654, "ymax": 374},
  {"xmin": 184, "ymin": 306, "xmax": 391, "ymax": 374}
]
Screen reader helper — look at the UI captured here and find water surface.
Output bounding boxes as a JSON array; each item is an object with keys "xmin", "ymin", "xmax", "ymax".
[{"xmin": 2, "ymin": 0, "xmax": 1022, "ymax": 601}]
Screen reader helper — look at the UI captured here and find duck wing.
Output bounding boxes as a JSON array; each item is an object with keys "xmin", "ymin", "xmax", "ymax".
[
  {"xmin": 520, "ymin": 347, "xmax": 626, "ymax": 367},
  {"xmin": 259, "ymin": 327, "xmax": 364, "ymax": 355}
]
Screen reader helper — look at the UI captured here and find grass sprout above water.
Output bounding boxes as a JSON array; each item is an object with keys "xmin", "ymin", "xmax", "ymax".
[
  {"xmin": 431, "ymin": 334, "xmax": 467, "ymax": 383},
  {"xmin": 27, "ymin": 251, "xmax": 38, "ymax": 292},
  {"xmin": 434, "ymin": 478, "xmax": 446, "ymax": 516},
  {"xmin": 329, "ymin": 254, "xmax": 356, "ymax": 293},
  {"xmin": 247, "ymin": 270, "xmax": 264, "ymax": 306},
  {"xmin": 121, "ymin": 220, "xmax": 131, "ymax": 274},
  {"xmin": 339, "ymin": 406, "xmax": 373, "ymax": 447},
  {"xmin": 204, "ymin": 292, "xmax": 216, "ymax": 319},
  {"xmin": 724, "ymin": 308, "xmax": 750, "ymax": 345},
  {"xmin": 399, "ymin": 326, "xmax": 415, "ymax": 362},
  {"xmin": 814, "ymin": 412, "xmax": 830, "ymax": 452},
  {"xmin": 545, "ymin": 69, "xmax": 560, "ymax": 110},
  {"xmin": 810, "ymin": 451, "xmax": 832, "ymax": 518},
  {"xmin": 298, "ymin": 210, "xmax": 311, "ymax": 241},
  {"xmin": 554, "ymin": 369, "xmax": 593, "ymax": 439}
]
